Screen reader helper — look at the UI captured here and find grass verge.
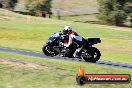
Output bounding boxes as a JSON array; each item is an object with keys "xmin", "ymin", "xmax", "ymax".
[{"xmin": 0, "ymin": 52, "xmax": 132, "ymax": 88}]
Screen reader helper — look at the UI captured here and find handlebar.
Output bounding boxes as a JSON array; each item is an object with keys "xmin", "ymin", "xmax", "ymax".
[
  {"xmin": 59, "ymin": 31, "xmax": 63, "ymax": 35},
  {"xmin": 59, "ymin": 33, "xmax": 63, "ymax": 35}
]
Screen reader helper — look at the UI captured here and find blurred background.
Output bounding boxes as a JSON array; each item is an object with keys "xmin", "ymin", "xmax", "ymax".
[{"xmin": 0, "ymin": 0, "xmax": 132, "ymax": 26}]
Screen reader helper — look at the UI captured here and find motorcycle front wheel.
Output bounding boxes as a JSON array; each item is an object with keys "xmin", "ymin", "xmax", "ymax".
[{"xmin": 42, "ymin": 45, "xmax": 57, "ymax": 56}]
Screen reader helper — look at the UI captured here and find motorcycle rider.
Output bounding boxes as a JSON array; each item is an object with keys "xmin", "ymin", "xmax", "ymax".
[{"xmin": 62, "ymin": 26, "xmax": 84, "ymax": 57}]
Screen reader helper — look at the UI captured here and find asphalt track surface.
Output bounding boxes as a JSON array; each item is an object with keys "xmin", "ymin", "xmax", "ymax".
[{"xmin": 0, "ymin": 47, "xmax": 132, "ymax": 70}]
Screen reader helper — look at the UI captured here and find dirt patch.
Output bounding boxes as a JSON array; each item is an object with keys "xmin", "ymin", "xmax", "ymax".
[
  {"xmin": 0, "ymin": 16, "xmax": 11, "ymax": 21},
  {"xmin": 103, "ymin": 26, "xmax": 132, "ymax": 32},
  {"xmin": 0, "ymin": 59, "xmax": 48, "ymax": 71},
  {"xmin": 0, "ymin": 9, "xmax": 15, "ymax": 21},
  {"xmin": 111, "ymin": 27, "xmax": 132, "ymax": 31},
  {"xmin": 96, "ymin": 24, "xmax": 132, "ymax": 32}
]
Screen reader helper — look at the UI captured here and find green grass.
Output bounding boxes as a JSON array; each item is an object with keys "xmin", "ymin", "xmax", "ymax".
[
  {"xmin": 0, "ymin": 52, "xmax": 132, "ymax": 88},
  {"xmin": 0, "ymin": 9, "xmax": 132, "ymax": 64}
]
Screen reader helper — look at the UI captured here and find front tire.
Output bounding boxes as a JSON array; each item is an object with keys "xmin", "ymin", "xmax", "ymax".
[
  {"xmin": 82, "ymin": 47, "xmax": 101, "ymax": 62},
  {"xmin": 42, "ymin": 45, "xmax": 57, "ymax": 56}
]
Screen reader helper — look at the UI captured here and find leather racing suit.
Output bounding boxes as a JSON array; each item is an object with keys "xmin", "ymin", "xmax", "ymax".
[{"xmin": 64, "ymin": 32, "xmax": 84, "ymax": 57}]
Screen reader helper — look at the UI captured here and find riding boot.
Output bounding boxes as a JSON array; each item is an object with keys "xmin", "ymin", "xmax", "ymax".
[{"xmin": 73, "ymin": 51, "xmax": 79, "ymax": 58}]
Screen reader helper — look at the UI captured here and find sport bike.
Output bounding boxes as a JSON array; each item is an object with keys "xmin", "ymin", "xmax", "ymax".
[{"xmin": 42, "ymin": 32, "xmax": 101, "ymax": 62}]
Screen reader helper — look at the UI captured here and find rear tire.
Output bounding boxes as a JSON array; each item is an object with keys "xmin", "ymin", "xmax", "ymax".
[{"xmin": 82, "ymin": 47, "xmax": 101, "ymax": 62}]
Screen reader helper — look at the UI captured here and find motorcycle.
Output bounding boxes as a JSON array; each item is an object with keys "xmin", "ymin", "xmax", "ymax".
[{"xmin": 42, "ymin": 32, "xmax": 101, "ymax": 62}]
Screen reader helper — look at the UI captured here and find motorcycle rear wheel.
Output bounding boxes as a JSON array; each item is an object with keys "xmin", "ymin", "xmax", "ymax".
[{"xmin": 82, "ymin": 47, "xmax": 101, "ymax": 63}]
